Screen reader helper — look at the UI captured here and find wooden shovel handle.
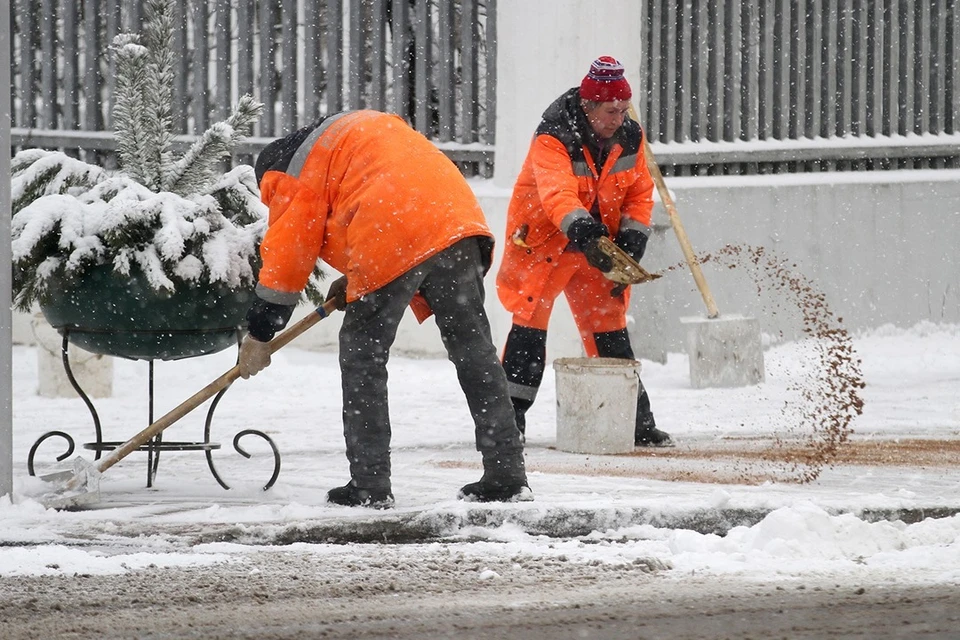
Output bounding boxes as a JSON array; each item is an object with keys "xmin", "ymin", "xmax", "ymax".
[
  {"xmin": 630, "ymin": 105, "xmax": 720, "ymax": 319},
  {"xmin": 94, "ymin": 298, "xmax": 341, "ymax": 475}
]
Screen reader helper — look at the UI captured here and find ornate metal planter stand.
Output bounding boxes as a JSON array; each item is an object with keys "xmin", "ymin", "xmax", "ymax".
[{"xmin": 27, "ymin": 266, "xmax": 281, "ymax": 491}]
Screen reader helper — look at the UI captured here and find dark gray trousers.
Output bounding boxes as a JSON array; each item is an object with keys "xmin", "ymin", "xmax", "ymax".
[{"xmin": 339, "ymin": 237, "xmax": 525, "ymax": 491}]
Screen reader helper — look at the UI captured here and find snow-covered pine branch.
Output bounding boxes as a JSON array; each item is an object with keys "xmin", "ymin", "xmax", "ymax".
[
  {"xmin": 142, "ymin": 0, "xmax": 175, "ymax": 191},
  {"xmin": 225, "ymin": 95, "xmax": 264, "ymax": 151},
  {"xmin": 164, "ymin": 122, "xmax": 235, "ymax": 196},
  {"xmin": 163, "ymin": 95, "xmax": 264, "ymax": 196},
  {"xmin": 111, "ymin": 34, "xmax": 152, "ymax": 186},
  {"xmin": 10, "ymin": 150, "xmax": 106, "ymax": 214}
]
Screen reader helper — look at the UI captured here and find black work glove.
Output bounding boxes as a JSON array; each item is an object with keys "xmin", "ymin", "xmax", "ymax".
[
  {"xmin": 566, "ymin": 217, "xmax": 612, "ymax": 272},
  {"xmin": 610, "ymin": 283, "xmax": 628, "ymax": 298},
  {"xmin": 245, "ymin": 297, "xmax": 296, "ymax": 342},
  {"xmin": 614, "ymin": 228, "xmax": 649, "ymax": 263},
  {"xmin": 325, "ymin": 276, "xmax": 347, "ymax": 311}
]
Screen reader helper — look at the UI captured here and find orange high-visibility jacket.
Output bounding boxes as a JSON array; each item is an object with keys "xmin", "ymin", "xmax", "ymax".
[
  {"xmin": 256, "ymin": 111, "xmax": 493, "ymax": 309},
  {"xmin": 496, "ymin": 89, "xmax": 655, "ymax": 322}
]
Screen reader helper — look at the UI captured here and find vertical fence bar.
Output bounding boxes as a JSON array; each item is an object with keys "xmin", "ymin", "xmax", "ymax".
[
  {"xmin": 805, "ymin": 0, "xmax": 822, "ymax": 139},
  {"xmin": 836, "ymin": 0, "xmax": 852, "ymax": 139},
  {"xmin": 790, "ymin": 0, "xmax": 805, "ymax": 140},
  {"xmin": 39, "ymin": 0, "xmax": 56, "ymax": 128},
  {"xmin": 882, "ymin": 0, "xmax": 898, "ymax": 135},
  {"xmin": 82, "ymin": 0, "xmax": 102, "ymax": 132},
  {"xmin": 391, "ymin": 0, "xmax": 410, "ymax": 120},
  {"xmin": 280, "ymin": 0, "xmax": 298, "ymax": 128},
  {"xmin": 663, "ymin": 0, "xmax": 677, "ymax": 143},
  {"xmin": 303, "ymin": 0, "xmax": 322, "ymax": 122},
  {"xmin": 412, "ymin": 0, "xmax": 430, "ymax": 134},
  {"xmin": 850, "ymin": 0, "xmax": 866, "ymax": 136},
  {"xmin": 741, "ymin": 0, "xmax": 758, "ymax": 144},
  {"xmin": 724, "ymin": 0, "xmax": 742, "ymax": 142},
  {"xmin": 758, "ymin": 0, "xmax": 773, "ymax": 139},
  {"xmin": 259, "ymin": 0, "xmax": 277, "ymax": 133},
  {"xmin": 914, "ymin": 0, "xmax": 929, "ymax": 135},
  {"xmin": 803, "ymin": 0, "xmax": 817, "ymax": 140},
  {"xmin": 214, "ymin": 0, "xmax": 231, "ymax": 121},
  {"xmin": 483, "ymin": 0, "xmax": 496, "ymax": 149},
  {"xmin": 949, "ymin": 0, "xmax": 959, "ymax": 134},
  {"xmin": 62, "ymin": 0, "xmax": 79, "ymax": 130},
  {"xmin": 676, "ymin": 0, "xmax": 690, "ymax": 143},
  {"xmin": 929, "ymin": 0, "xmax": 944, "ymax": 135},
  {"xmin": 17, "ymin": 0, "xmax": 35, "ymax": 128},
  {"xmin": 772, "ymin": 0, "xmax": 789, "ymax": 140},
  {"xmin": 638, "ymin": 0, "xmax": 650, "ymax": 131},
  {"xmin": 820, "ymin": 0, "xmax": 836, "ymax": 138},
  {"xmin": 171, "ymin": 0, "xmax": 188, "ymax": 132},
  {"xmin": 645, "ymin": 0, "xmax": 661, "ymax": 140},
  {"xmin": 460, "ymin": 0, "xmax": 478, "ymax": 143},
  {"xmin": 866, "ymin": 0, "xmax": 882, "ymax": 136},
  {"xmin": 347, "ymin": 0, "xmax": 363, "ymax": 110},
  {"xmin": 708, "ymin": 0, "xmax": 723, "ymax": 143},
  {"xmin": 325, "ymin": 0, "xmax": 344, "ymax": 114},
  {"xmin": 693, "ymin": 0, "xmax": 708, "ymax": 142},
  {"xmin": 898, "ymin": 0, "xmax": 914, "ymax": 137},
  {"xmin": 191, "ymin": 0, "xmax": 209, "ymax": 132},
  {"xmin": 369, "ymin": 0, "xmax": 386, "ymax": 111},
  {"xmin": 125, "ymin": 1, "xmax": 141, "ymax": 31},
  {"xmin": 104, "ymin": 0, "xmax": 121, "ymax": 127},
  {"xmin": 436, "ymin": 0, "xmax": 454, "ymax": 141},
  {"xmin": 236, "ymin": 0, "xmax": 255, "ymax": 126},
  {"xmin": 363, "ymin": 0, "xmax": 387, "ymax": 111}
]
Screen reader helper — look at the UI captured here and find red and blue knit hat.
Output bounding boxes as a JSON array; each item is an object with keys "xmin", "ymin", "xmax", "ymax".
[{"xmin": 579, "ymin": 55, "xmax": 632, "ymax": 102}]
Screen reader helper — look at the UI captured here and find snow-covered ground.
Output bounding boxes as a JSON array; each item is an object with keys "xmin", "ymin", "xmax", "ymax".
[{"xmin": 3, "ymin": 320, "xmax": 959, "ymax": 589}]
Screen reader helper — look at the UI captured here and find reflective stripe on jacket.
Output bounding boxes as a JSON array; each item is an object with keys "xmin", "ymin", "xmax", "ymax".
[
  {"xmin": 496, "ymin": 88, "xmax": 655, "ymax": 321},
  {"xmin": 256, "ymin": 110, "xmax": 493, "ymax": 306}
]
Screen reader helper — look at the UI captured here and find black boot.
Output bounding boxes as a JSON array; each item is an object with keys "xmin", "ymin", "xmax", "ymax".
[
  {"xmin": 326, "ymin": 481, "xmax": 395, "ymax": 509},
  {"xmin": 458, "ymin": 452, "xmax": 534, "ymax": 503},
  {"xmin": 458, "ymin": 480, "xmax": 533, "ymax": 502},
  {"xmin": 634, "ymin": 415, "xmax": 674, "ymax": 447},
  {"xmin": 634, "ymin": 382, "xmax": 674, "ymax": 447}
]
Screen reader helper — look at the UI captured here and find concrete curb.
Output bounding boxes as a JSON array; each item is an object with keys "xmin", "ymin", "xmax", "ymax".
[{"xmin": 181, "ymin": 505, "xmax": 960, "ymax": 546}]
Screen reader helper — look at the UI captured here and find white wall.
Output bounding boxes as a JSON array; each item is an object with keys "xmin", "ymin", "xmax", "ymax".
[{"xmin": 629, "ymin": 171, "xmax": 960, "ymax": 353}]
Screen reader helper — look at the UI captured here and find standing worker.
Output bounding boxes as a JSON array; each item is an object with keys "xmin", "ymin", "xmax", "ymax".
[
  {"xmin": 239, "ymin": 110, "xmax": 533, "ymax": 508},
  {"xmin": 497, "ymin": 56, "xmax": 673, "ymax": 447}
]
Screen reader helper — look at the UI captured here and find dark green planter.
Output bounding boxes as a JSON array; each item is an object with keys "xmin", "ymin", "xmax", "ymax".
[{"xmin": 40, "ymin": 264, "xmax": 257, "ymax": 361}]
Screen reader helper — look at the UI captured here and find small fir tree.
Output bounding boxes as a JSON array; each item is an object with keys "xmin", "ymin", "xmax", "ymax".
[{"xmin": 9, "ymin": 0, "xmax": 325, "ymax": 312}]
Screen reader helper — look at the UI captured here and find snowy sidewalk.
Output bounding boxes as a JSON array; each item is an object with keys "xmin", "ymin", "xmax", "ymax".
[{"xmin": 6, "ymin": 323, "xmax": 960, "ymax": 546}]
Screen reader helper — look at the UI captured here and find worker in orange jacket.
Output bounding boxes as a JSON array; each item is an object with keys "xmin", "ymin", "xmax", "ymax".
[
  {"xmin": 239, "ymin": 110, "xmax": 532, "ymax": 507},
  {"xmin": 497, "ymin": 56, "xmax": 673, "ymax": 447}
]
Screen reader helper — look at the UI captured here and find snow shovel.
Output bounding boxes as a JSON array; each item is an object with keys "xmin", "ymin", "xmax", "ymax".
[
  {"xmin": 629, "ymin": 104, "xmax": 764, "ymax": 388},
  {"xmin": 38, "ymin": 298, "xmax": 341, "ymax": 509}
]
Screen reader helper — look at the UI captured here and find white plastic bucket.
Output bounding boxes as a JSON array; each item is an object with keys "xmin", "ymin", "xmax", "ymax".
[{"xmin": 553, "ymin": 357, "xmax": 639, "ymax": 454}]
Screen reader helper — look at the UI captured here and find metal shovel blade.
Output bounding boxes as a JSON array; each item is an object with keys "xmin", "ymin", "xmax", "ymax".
[{"xmin": 37, "ymin": 456, "xmax": 102, "ymax": 510}]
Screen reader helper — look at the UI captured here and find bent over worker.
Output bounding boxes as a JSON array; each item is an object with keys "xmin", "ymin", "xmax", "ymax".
[
  {"xmin": 497, "ymin": 56, "xmax": 673, "ymax": 447},
  {"xmin": 239, "ymin": 110, "xmax": 532, "ymax": 508}
]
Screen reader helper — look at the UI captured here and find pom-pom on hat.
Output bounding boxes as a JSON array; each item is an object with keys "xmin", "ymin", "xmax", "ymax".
[{"xmin": 579, "ymin": 56, "xmax": 632, "ymax": 103}]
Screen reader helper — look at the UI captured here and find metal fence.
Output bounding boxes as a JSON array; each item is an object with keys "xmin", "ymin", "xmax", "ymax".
[
  {"xmin": 9, "ymin": 0, "xmax": 495, "ymax": 176},
  {"xmin": 639, "ymin": 0, "xmax": 960, "ymax": 175},
  {"xmin": 9, "ymin": 0, "xmax": 960, "ymax": 177}
]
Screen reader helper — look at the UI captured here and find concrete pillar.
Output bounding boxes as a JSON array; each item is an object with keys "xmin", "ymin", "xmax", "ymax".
[
  {"xmin": 493, "ymin": 1, "xmax": 643, "ymax": 189},
  {"xmin": 2, "ymin": 0, "xmax": 14, "ymax": 499},
  {"xmin": 31, "ymin": 315, "xmax": 114, "ymax": 399}
]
